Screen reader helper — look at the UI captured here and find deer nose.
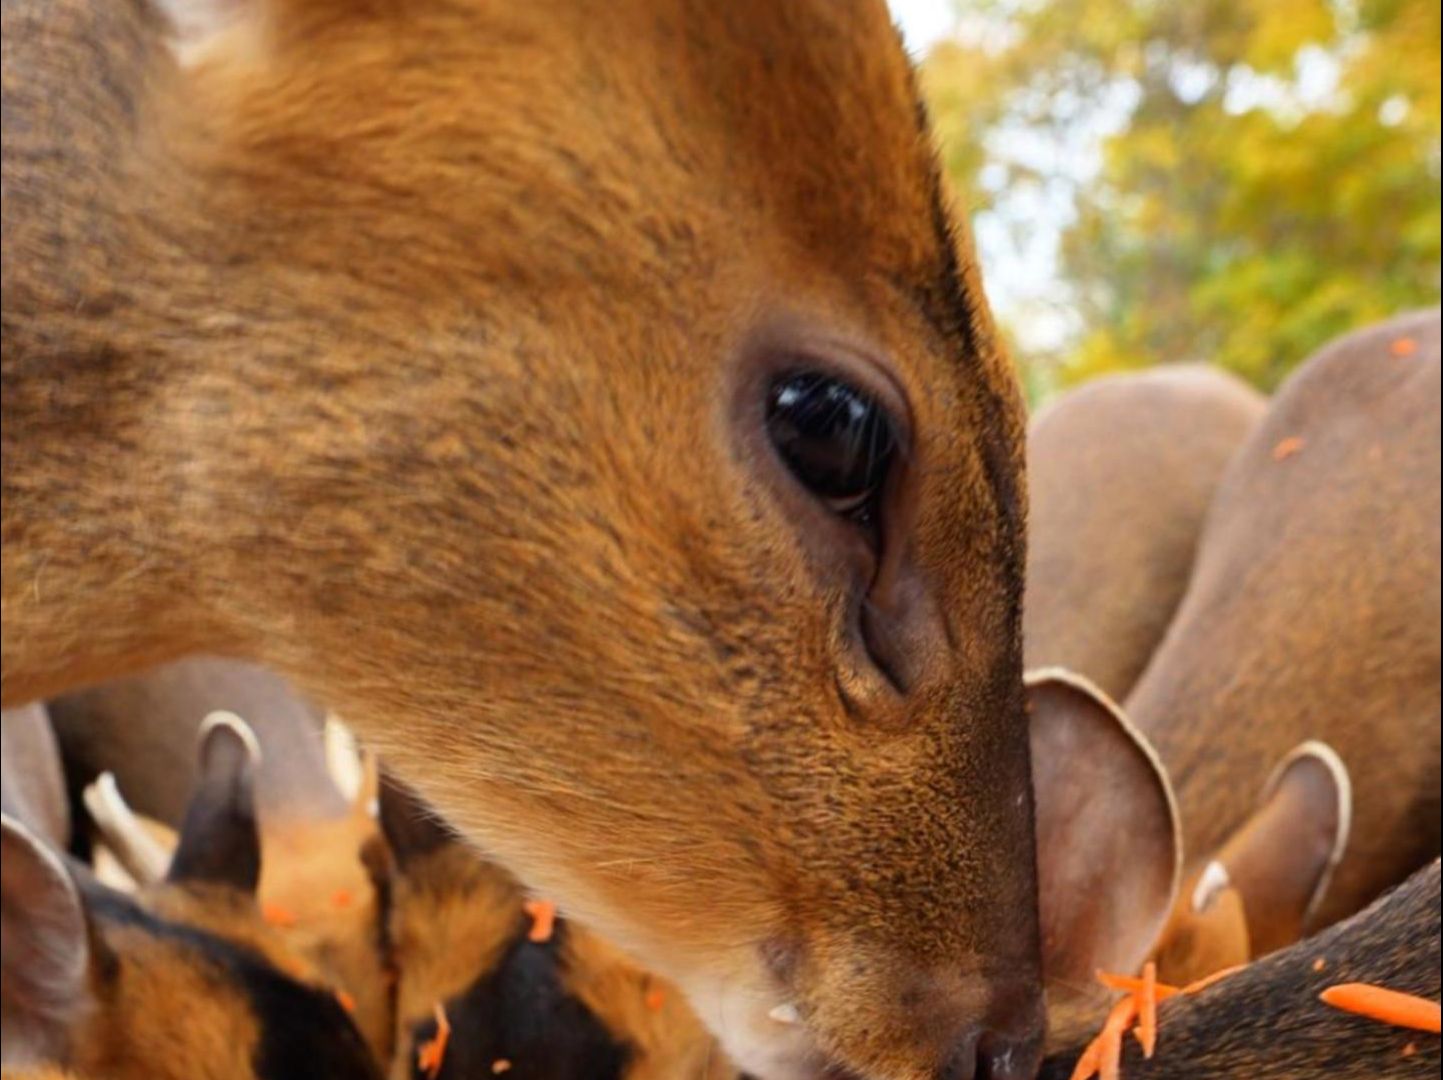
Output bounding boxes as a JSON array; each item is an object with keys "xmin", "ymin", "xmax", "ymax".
[
  {"xmin": 936, "ymin": 1033, "xmax": 1041, "ymax": 1080},
  {"xmin": 935, "ymin": 984, "xmax": 1044, "ymax": 1080}
]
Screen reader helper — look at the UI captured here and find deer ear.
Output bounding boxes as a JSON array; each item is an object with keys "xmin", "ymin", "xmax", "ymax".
[
  {"xmin": 0, "ymin": 814, "xmax": 92, "ymax": 1064},
  {"xmin": 323, "ymin": 712, "xmax": 381, "ymax": 821},
  {"xmin": 166, "ymin": 712, "xmax": 262, "ymax": 893},
  {"xmin": 1027, "ymin": 669, "xmax": 1182, "ymax": 995},
  {"xmin": 376, "ymin": 770, "xmax": 458, "ymax": 870},
  {"xmin": 1214, "ymin": 740, "xmax": 1351, "ymax": 956}
]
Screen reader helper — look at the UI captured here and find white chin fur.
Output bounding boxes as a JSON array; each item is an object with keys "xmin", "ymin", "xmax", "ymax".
[{"xmin": 681, "ymin": 978, "xmax": 822, "ymax": 1080}]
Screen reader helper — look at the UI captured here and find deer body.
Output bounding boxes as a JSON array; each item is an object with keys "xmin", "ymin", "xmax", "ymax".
[
  {"xmin": 1025, "ymin": 366, "xmax": 1266, "ymax": 703},
  {"xmin": 2, "ymin": 0, "xmax": 1042, "ymax": 1075},
  {"xmin": 1127, "ymin": 311, "xmax": 1442, "ymax": 932}
]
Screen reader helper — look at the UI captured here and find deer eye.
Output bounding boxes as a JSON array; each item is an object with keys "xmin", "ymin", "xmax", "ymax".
[{"xmin": 765, "ymin": 372, "xmax": 898, "ymax": 521}]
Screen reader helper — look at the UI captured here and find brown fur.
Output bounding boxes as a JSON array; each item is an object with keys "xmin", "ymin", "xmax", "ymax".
[
  {"xmin": 1025, "ymin": 366, "xmax": 1266, "ymax": 703},
  {"xmin": 68, "ymin": 904, "xmax": 269, "ymax": 1080},
  {"xmin": 1, "ymin": 820, "xmax": 379, "ymax": 1080},
  {"xmin": 1126, "ymin": 311, "xmax": 1442, "ymax": 932},
  {"xmin": 2, "ymin": 0, "xmax": 1039, "ymax": 1074},
  {"xmin": 256, "ymin": 815, "xmax": 394, "ymax": 1063},
  {"xmin": 1040, "ymin": 860, "xmax": 1443, "ymax": 1079},
  {"xmin": 73, "ymin": 889, "xmax": 379, "ymax": 1080},
  {"xmin": 563, "ymin": 932, "xmax": 735, "ymax": 1080},
  {"xmin": 387, "ymin": 845, "xmax": 527, "ymax": 1069},
  {"xmin": 386, "ymin": 837, "xmax": 731, "ymax": 1080}
]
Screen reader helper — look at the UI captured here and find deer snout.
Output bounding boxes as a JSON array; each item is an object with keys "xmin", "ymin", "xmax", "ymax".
[
  {"xmin": 769, "ymin": 946, "xmax": 1044, "ymax": 1080},
  {"xmin": 936, "ymin": 981, "xmax": 1045, "ymax": 1080},
  {"xmin": 903, "ymin": 970, "xmax": 1044, "ymax": 1080}
]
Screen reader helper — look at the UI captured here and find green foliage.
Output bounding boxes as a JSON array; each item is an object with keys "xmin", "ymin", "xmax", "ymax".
[{"xmin": 922, "ymin": 0, "xmax": 1441, "ymax": 396}]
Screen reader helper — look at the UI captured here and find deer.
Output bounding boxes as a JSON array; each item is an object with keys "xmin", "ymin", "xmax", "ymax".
[
  {"xmin": 0, "ymin": 714, "xmax": 382, "ymax": 1079},
  {"xmin": 1, "ymin": 0, "xmax": 1043, "ymax": 1075},
  {"xmin": 1016, "ymin": 313, "xmax": 1440, "ymax": 1037},
  {"xmin": 1025, "ymin": 365, "xmax": 1266, "ymax": 703},
  {"xmin": 1119, "ymin": 311, "xmax": 1440, "ymax": 982},
  {"xmin": 1012, "ymin": 314, "xmax": 1440, "ymax": 998},
  {"xmin": 51, "ymin": 659, "xmax": 396, "ymax": 1065}
]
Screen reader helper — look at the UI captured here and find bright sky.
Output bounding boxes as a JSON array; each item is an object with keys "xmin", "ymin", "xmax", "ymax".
[
  {"xmin": 889, "ymin": 1, "xmax": 1076, "ymax": 352},
  {"xmin": 889, "ymin": 0, "xmax": 957, "ymax": 57}
]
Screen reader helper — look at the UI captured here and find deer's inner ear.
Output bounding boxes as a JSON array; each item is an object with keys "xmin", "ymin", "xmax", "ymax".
[
  {"xmin": 1214, "ymin": 740, "xmax": 1352, "ymax": 956},
  {"xmin": 1026, "ymin": 669, "xmax": 1181, "ymax": 997}
]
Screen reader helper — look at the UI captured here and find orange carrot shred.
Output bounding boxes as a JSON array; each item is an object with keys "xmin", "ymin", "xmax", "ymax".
[
  {"xmin": 336, "ymin": 989, "xmax": 356, "ymax": 1013},
  {"xmin": 524, "ymin": 899, "xmax": 557, "ymax": 943},
  {"xmin": 1181, "ymin": 964, "xmax": 1249, "ymax": 995},
  {"xmin": 1402, "ymin": 1042, "xmax": 1418, "ymax": 1058},
  {"xmin": 1096, "ymin": 970, "xmax": 1181, "ymax": 1001},
  {"xmin": 1313, "ymin": 958, "xmax": 1327, "ymax": 973},
  {"xmin": 331, "ymin": 888, "xmax": 354, "ymax": 910},
  {"xmin": 1098, "ymin": 1034, "xmax": 1122, "ymax": 1080},
  {"xmin": 492, "ymin": 1060, "xmax": 513, "ymax": 1074},
  {"xmin": 417, "ymin": 1001, "xmax": 452, "ymax": 1079},
  {"xmin": 1098, "ymin": 995, "xmax": 1139, "ymax": 1080},
  {"xmin": 1272, "ymin": 436, "xmax": 1306, "ymax": 461},
  {"xmin": 1136, "ymin": 961, "xmax": 1159, "ymax": 1059},
  {"xmin": 261, "ymin": 902, "xmax": 298, "ymax": 928},
  {"xmin": 644, "ymin": 987, "xmax": 666, "ymax": 1012},
  {"xmin": 1391, "ymin": 337, "xmax": 1419, "ymax": 357},
  {"xmin": 1320, "ymin": 983, "xmax": 1442, "ymax": 1033},
  {"xmin": 1068, "ymin": 1038, "xmax": 1104, "ymax": 1080}
]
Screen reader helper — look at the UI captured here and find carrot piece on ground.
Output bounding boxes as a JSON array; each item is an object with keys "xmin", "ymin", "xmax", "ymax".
[
  {"xmin": 1402, "ymin": 1043, "xmax": 1418, "ymax": 1058},
  {"xmin": 1272, "ymin": 436, "xmax": 1306, "ymax": 461},
  {"xmin": 1391, "ymin": 337, "xmax": 1419, "ymax": 357},
  {"xmin": 261, "ymin": 901, "xmax": 298, "ymax": 928},
  {"xmin": 1135, "ymin": 961, "xmax": 1160, "ymax": 1059},
  {"xmin": 644, "ymin": 986, "xmax": 666, "ymax": 1012},
  {"xmin": 1313, "ymin": 958, "xmax": 1327, "ymax": 973},
  {"xmin": 491, "ymin": 1060, "xmax": 513, "ymax": 1074},
  {"xmin": 523, "ymin": 899, "xmax": 557, "ymax": 943},
  {"xmin": 331, "ymin": 888, "xmax": 354, "ymax": 910},
  {"xmin": 417, "ymin": 1001, "xmax": 452, "ymax": 1079},
  {"xmin": 1096, "ymin": 970, "xmax": 1182, "ymax": 1001},
  {"xmin": 336, "ymin": 989, "xmax": 356, "ymax": 1013},
  {"xmin": 1181, "ymin": 964, "xmax": 1249, "ymax": 995},
  {"xmin": 1320, "ymin": 984, "xmax": 1442, "ymax": 1033}
]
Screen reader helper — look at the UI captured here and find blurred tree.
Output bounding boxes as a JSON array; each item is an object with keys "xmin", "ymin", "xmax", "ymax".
[{"xmin": 922, "ymin": 0, "xmax": 1441, "ymax": 396}]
